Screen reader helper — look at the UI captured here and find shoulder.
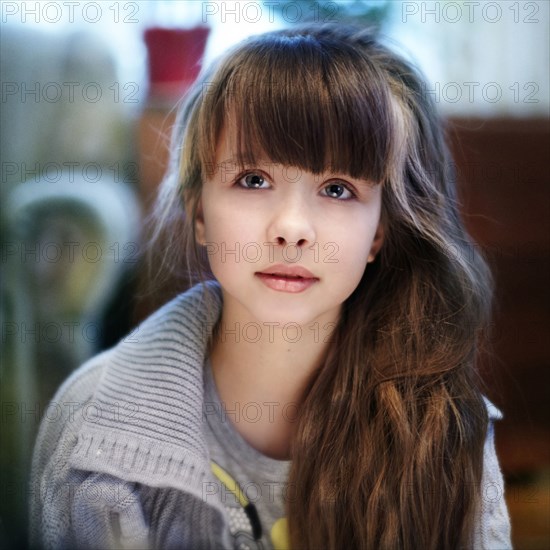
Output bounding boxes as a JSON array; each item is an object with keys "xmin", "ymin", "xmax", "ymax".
[
  {"xmin": 474, "ymin": 396, "xmax": 512, "ymax": 549},
  {"xmin": 29, "ymin": 281, "xmax": 225, "ymax": 547},
  {"xmin": 30, "ymin": 348, "xmax": 111, "ymax": 482},
  {"xmin": 29, "ymin": 348, "xmax": 116, "ymax": 547}
]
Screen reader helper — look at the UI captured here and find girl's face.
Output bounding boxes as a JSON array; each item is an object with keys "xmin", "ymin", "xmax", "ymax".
[{"xmin": 195, "ymin": 128, "xmax": 385, "ymax": 329}]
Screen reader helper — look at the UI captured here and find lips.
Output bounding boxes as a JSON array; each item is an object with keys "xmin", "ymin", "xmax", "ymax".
[
  {"xmin": 256, "ymin": 264, "xmax": 318, "ymax": 280},
  {"xmin": 254, "ymin": 264, "xmax": 319, "ymax": 293}
]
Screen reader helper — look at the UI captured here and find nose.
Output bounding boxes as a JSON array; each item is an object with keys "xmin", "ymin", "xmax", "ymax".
[{"xmin": 266, "ymin": 190, "xmax": 316, "ymax": 248}]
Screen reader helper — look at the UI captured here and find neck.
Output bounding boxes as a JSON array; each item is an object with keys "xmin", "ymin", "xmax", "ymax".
[{"xmin": 208, "ymin": 298, "xmax": 338, "ymax": 460}]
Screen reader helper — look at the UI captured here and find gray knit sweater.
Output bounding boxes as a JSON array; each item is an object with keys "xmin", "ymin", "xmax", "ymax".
[{"xmin": 29, "ymin": 280, "xmax": 512, "ymax": 549}]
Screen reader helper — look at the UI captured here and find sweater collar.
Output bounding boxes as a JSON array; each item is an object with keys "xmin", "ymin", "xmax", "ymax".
[{"xmin": 68, "ymin": 280, "xmax": 224, "ymax": 497}]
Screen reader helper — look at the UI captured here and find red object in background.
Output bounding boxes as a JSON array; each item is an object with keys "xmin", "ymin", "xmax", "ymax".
[{"xmin": 144, "ymin": 27, "xmax": 210, "ymax": 100}]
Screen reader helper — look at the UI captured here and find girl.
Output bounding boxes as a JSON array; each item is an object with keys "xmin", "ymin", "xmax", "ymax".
[{"xmin": 30, "ymin": 24, "xmax": 512, "ymax": 549}]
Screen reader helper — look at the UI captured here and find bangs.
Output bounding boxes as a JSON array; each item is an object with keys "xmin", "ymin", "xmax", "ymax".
[{"xmin": 197, "ymin": 32, "xmax": 400, "ymax": 182}]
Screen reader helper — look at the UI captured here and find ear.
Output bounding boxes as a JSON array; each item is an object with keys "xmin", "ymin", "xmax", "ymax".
[
  {"xmin": 367, "ymin": 221, "xmax": 385, "ymax": 263},
  {"xmin": 194, "ymin": 197, "xmax": 206, "ymax": 246}
]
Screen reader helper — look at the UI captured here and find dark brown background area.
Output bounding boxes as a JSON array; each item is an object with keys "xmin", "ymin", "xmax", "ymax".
[{"xmin": 449, "ymin": 118, "xmax": 549, "ymax": 469}]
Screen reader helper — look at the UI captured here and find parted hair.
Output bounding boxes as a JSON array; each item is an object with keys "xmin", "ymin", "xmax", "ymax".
[{"xmin": 150, "ymin": 24, "xmax": 494, "ymax": 549}]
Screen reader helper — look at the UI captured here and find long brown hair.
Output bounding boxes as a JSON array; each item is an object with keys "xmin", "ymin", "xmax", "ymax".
[{"xmin": 150, "ymin": 24, "xmax": 494, "ymax": 549}]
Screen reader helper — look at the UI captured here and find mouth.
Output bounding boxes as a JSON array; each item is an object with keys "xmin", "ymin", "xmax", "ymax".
[{"xmin": 254, "ymin": 265, "xmax": 319, "ymax": 293}]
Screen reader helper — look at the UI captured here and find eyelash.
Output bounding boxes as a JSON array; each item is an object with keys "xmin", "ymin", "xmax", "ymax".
[{"xmin": 235, "ymin": 171, "xmax": 357, "ymax": 201}]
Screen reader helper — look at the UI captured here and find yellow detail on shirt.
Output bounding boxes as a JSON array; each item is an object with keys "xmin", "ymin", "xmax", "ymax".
[
  {"xmin": 271, "ymin": 517, "xmax": 290, "ymax": 550},
  {"xmin": 210, "ymin": 461, "xmax": 249, "ymax": 508}
]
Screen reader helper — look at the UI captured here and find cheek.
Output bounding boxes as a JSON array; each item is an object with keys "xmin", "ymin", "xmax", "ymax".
[
  {"xmin": 327, "ymin": 217, "xmax": 376, "ymax": 266},
  {"xmin": 203, "ymin": 212, "xmax": 250, "ymax": 244},
  {"xmin": 201, "ymin": 205, "xmax": 258, "ymax": 275},
  {"xmin": 200, "ymin": 195, "xmax": 228, "ymax": 240},
  {"xmin": 204, "ymin": 196, "xmax": 263, "ymax": 240}
]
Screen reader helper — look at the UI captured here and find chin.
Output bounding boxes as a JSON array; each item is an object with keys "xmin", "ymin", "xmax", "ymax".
[{"xmin": 251, "ymin": 303, "xmax": 333, "ymax": 330}]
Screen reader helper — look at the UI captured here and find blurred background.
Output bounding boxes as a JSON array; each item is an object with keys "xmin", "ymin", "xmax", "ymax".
[{"xmin": 1, "ymin": 1, "xmax": 548, "ymax": 548}]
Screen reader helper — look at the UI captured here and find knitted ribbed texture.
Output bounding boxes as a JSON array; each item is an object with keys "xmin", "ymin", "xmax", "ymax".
[
  {"xmin": 29, "ymin": 281, "xmax": 512, "ymax": 549},
  {"xmin": 68, "ymin": 280, "xmax": 223, "ymax": 505}
]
